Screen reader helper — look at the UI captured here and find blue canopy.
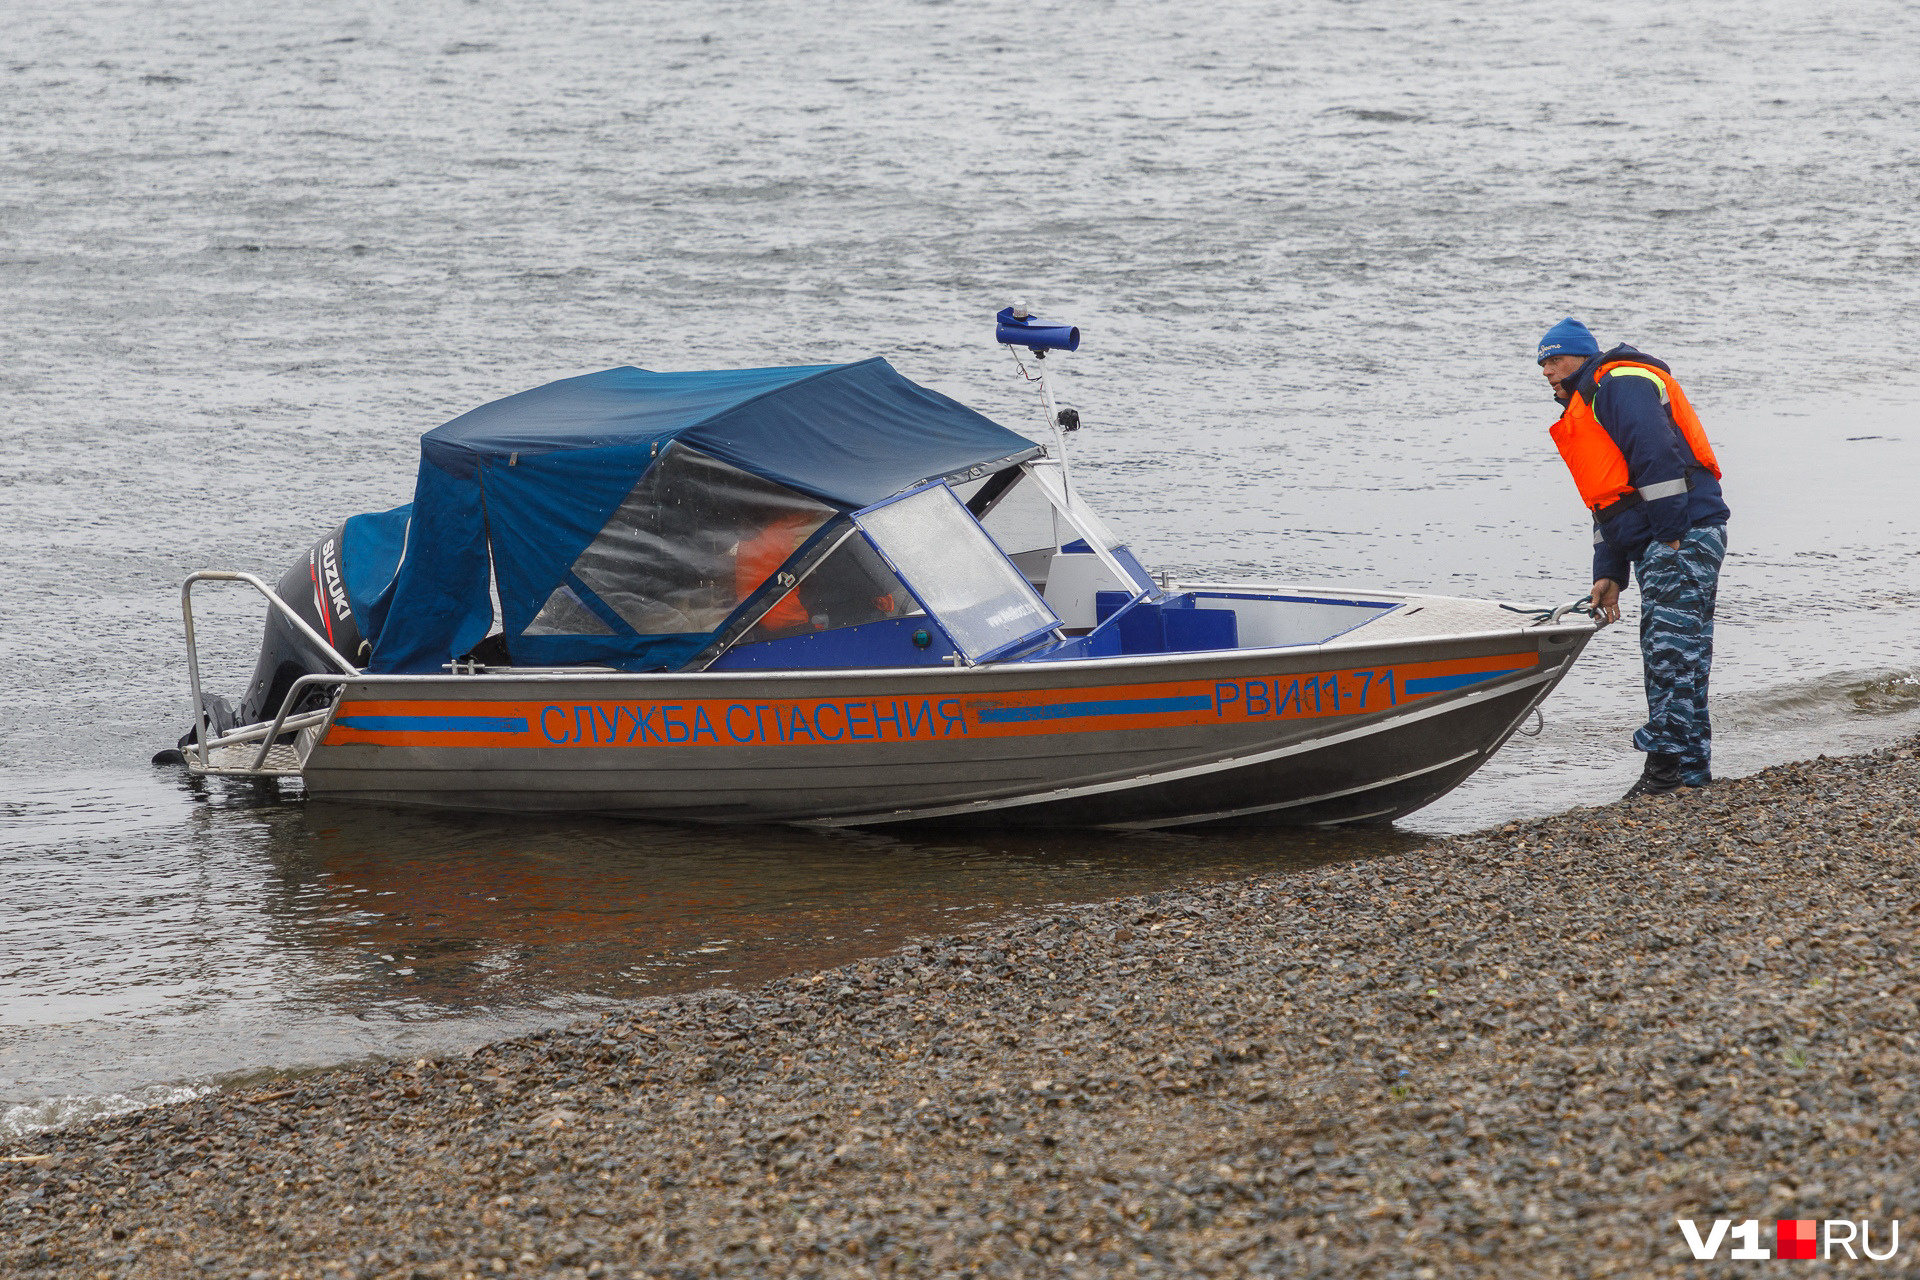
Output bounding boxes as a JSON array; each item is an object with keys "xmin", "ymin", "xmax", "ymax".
[{"xmin": 366, "ymin": 359, "xmax": 1040, "ymax": 673}]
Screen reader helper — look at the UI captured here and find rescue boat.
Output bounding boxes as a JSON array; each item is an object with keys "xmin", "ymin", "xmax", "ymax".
[{"xmin": 166, "ymin": 308, "xmax": 1596, "ymax": 828}]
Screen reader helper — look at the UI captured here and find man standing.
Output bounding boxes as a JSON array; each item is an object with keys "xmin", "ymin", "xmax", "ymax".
[{"xmin": 1536, "ymin": 317, "xmax": 1730, "ymax": 798}]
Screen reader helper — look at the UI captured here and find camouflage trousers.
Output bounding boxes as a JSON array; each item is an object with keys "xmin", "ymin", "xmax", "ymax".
[{"xmin": 1631, "ymin": 523, "xmax": 1727, "ymax": 784}]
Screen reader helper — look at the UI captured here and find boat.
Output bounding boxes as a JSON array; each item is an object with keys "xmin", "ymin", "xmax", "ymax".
[{"xmin": 166, "ymin": 306, "xmax": 1598, "ymax": 828}]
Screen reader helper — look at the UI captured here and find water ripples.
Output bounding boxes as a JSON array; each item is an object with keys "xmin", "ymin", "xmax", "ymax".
[{"xmin": 2, "ymin": 0, "xmax": 1917, "ymax": 1124}]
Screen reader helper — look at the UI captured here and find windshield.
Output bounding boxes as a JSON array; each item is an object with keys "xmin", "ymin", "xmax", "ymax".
[{"xmin": 852, "ymin": 483, "xmax": 1060, "ymax": 663}]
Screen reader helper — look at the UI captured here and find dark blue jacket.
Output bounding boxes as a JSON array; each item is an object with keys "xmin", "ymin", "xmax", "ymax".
[{"xmin": 1563, "ymin": 345, "xmax": 1730, "ymax": 584}]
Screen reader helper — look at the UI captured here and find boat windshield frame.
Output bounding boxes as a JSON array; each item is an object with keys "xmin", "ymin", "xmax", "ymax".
[
  {"xmin": 849, "ymin": 481, "xmax": 1063, "ymax": 665},
  {"xmin": 687, "ymin": 460, "xmax": 1154, "ymax": 671},
  {"xmin": 1018, "ymin": 461, "xmax": 1156, "ymax": 600}
]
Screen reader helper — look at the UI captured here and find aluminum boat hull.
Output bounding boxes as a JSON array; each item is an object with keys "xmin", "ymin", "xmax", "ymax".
[{"xmin": 289, "ymin": 610, "xmax": 1590, "ymax": 829}]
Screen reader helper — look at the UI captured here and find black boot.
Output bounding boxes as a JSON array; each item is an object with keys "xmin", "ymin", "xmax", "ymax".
[{"xmin": 1623, "ymin": 751, "xmax": 1684, "ymax": 800}]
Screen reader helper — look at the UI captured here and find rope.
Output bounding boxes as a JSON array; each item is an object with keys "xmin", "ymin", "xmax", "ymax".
[{"xmin": 1499, "ymin": 599, "xmax": 1598, "ymax": 625}]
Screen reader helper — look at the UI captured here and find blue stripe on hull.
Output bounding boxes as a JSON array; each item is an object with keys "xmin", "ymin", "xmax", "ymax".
[
  {"xmin": 333, "ymin": 715, "xmax": 530, "ymax": 734},
  {"xmin": 976, "ymin": 694, "xmax": 1215, "ymax": 724},
  {"xmin": 1401, "ymin": 670, "xmax": 1509, "ymax": 696}
]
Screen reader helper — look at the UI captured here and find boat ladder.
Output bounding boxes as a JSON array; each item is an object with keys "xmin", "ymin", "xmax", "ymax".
[{"xmin": 179, "ymin": 570, "xmax": 360, "ymax": 778}]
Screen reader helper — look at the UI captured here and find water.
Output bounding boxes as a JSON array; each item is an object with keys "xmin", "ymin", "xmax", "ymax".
[{"xmin": 3, "ymin": 0, "xmax": 1917, "ymax": 1132}]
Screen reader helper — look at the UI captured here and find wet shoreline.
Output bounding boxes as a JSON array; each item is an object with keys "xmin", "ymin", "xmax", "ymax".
[
  {"xmin": 6, "ymin": 738, "xmax": 1919, "ymax": 1278},
  {"xmin": 1, "ymin": 793, "xmax": 1418, "ymax": 1125}
]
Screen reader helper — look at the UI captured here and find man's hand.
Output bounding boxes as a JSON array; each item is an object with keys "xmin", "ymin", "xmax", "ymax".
[{"xmin": 1588, "ymin": 578, "xmax": 1621, "ymax": 626}]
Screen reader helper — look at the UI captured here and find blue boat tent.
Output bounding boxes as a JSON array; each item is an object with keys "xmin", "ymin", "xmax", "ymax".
[{"xmin": 352, "ymin": 359, "xmax": 1041, "ymax": 674}]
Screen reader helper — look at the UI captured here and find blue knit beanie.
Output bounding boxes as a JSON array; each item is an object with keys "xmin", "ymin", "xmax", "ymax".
[{"xmin": 1535, "ymin": 316, "xmax": 1600, "ymax": 364}]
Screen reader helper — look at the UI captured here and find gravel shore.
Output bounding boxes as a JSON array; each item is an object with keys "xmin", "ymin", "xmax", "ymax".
[{"xmin": 7, "ymin": 739, "xmax": 1919, "ymax": 1279}]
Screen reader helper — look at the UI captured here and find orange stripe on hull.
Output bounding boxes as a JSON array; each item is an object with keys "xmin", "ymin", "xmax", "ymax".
[{"xmin": 322, "ymin": 652, "xmax": 1538, "ymax": 751}]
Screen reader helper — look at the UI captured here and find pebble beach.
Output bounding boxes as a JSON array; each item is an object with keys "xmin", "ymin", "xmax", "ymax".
[{"xmin": 6, "ymin": 739, "xmax": 1918, "ymax": 1279}]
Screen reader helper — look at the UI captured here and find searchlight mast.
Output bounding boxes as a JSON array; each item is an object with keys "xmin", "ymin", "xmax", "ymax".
[{"xmin": 996, "ymin": 299, "xmax": 1082, "ymax": 498}]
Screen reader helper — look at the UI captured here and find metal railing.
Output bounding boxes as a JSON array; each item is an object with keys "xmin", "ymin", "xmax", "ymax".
[{"xmin": 180, "ymin": 570, "xmax": 360, "ymax": 776}]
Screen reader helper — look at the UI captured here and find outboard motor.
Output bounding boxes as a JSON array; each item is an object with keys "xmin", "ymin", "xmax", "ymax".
[{"xmin": 240, "ymin": 521, "xmax": 371, "ymax": 724}]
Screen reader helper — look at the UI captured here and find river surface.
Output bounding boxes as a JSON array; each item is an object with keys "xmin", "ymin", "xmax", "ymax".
[{"xmin": 3, "ymin": 0, "xmax": 1917, "ymax": 1134}]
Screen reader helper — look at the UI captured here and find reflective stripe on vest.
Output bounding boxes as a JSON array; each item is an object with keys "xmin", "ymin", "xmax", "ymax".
[
  {"xmin": 1636, "ymin": 477, "xmax": 1691, "ymax": 501},
  {"xmin": 1603, "ymin": 365, "xmax": 1670, "ymax": 403},
  {"xmin": 1548, "ymin": 360, "xmax": 1723, "ymax": 514}
]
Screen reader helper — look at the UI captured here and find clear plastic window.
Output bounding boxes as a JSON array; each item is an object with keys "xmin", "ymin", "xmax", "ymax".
[
  {"xmin": 978, "ymin": 470, "xmax": 1055, "ymax": 556},
  {"xmin": 534, "ymin": 443, "xmax": 835, "ymax": 637},
  {"xmin": 743, "ymin": 527, "xmax": 920, "ymax": 643},
  {"xmin": 523, "ymin": 583, "xmax": 614, "ymax": 636},
  {"xmin": 853, "ymin": 484, "xmax": 1059, "ymax": 662}
]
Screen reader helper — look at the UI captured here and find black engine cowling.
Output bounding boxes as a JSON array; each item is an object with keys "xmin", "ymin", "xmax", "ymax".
[{"xmin": 239, "ymin": 520, "xmax": 369, "ymax": 725}]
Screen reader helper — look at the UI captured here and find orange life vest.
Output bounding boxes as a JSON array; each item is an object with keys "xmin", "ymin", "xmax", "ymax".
[
  {"xmin": 1549, "ymin": 360, "xmax": 1722, "ymax": 514},
  {"xmin": 736, "ymin": 513, "xmax": 816, "ymax": 632}
]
